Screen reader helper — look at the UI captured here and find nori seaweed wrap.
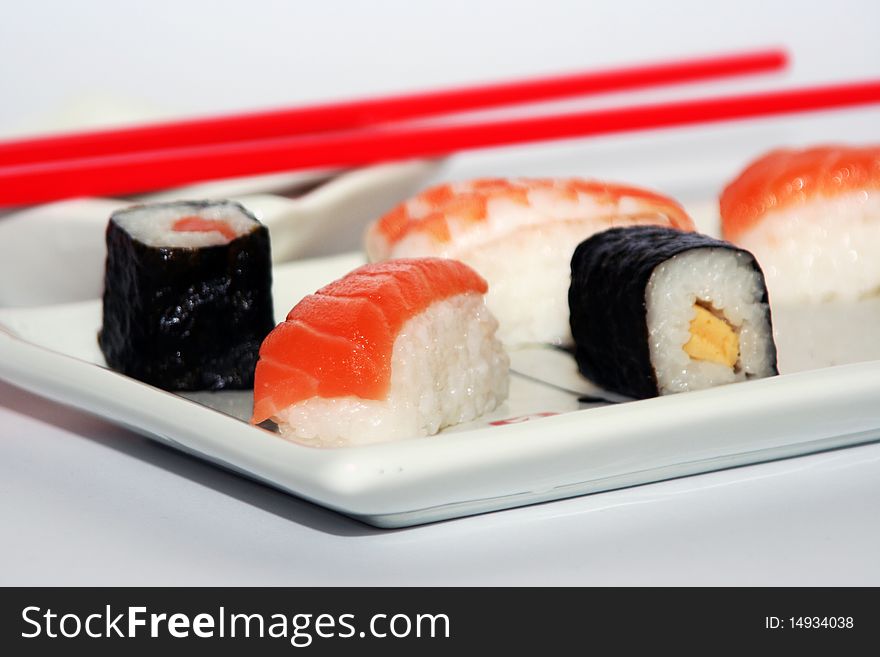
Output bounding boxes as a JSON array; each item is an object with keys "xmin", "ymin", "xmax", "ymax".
[
  {"xmin": 98, "ymin": 200, "xmax": 275, "ymax": 391},
  {"xmin": 569, "ymin": 226, "xmax": 777, "ymax": 399}
]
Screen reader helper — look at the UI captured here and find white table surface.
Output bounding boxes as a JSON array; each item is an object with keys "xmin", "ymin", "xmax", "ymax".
[{"xmin": 2, "ymin": 0, "xmax": 880, "ymax": 586}]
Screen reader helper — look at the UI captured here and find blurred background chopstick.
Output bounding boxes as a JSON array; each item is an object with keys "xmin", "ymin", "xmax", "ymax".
[
  {"xmin": 2, "ymin": 78, "xmax": 880, "ymax": 208},
  {"xmin": 0, "ymin": 48, "xmax": 786, "ymax": 167}
]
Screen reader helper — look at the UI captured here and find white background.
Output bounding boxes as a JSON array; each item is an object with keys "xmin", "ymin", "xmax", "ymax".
[
  {"xmin": 1, "ymin": 0, "xmax": 880, "ymax": 584},
  {"xmin": 3, "ymin": 0, "xmax": 880, "ymax": 133}
]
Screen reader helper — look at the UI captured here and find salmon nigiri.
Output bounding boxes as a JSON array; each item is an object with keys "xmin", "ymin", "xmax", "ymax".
[
  {"xmin": 364, "ymin": 178, "xmax": 695, "ymax": 346},
  {"xmin": 721, "ymin": 145, "xmax": 880, "ymax": 303},
  {"xmin": 251, "ymin": 258, "xmax": 508, "ymax": 447}
]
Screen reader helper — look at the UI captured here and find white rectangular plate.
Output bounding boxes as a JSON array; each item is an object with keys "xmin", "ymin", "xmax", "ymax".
[{"xmin": 3, "ymin": 249, "xmax": 880, "ymax": 528}]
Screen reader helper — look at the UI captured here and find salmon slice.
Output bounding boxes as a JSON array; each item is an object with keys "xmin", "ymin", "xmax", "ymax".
[
  {"xmin": 720, "ymin": 145, "xmax": 880, "ymax": 241},
  {"xmin": 172, "ymin": 216, "xmax": 238, "ymax": 241}
]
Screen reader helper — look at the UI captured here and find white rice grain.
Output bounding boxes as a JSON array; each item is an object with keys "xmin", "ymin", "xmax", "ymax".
[
  {"xmin": 733, "ymin": 191, "xmax": 880, "ymax": 304},
  {"xmin": 646, "ymin": 248, "xmax": 775, "ymax": 395},
  {"xmin": 274, "ymin": 292, "xmax": 509, "ymax": 447},
  {"xmin": 113, "ymin": 201, "xmax": 257, "ymax": 248}
]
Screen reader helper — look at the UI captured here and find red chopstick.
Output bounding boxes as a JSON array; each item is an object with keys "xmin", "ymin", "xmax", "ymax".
[
  {"xmin": 0, "ymin": 49, "xmax": 786, "ymax": 167},
  {"xmin": 2, "ymin": 78, "xmax": 879, "ymax": 208}
]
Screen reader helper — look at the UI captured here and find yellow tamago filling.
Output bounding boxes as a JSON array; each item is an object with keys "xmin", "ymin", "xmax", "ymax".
[{"xmin": 683, "ymin": 304, "xmax": 739, "ymax": 367}]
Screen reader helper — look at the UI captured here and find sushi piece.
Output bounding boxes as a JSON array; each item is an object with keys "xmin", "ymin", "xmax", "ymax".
[
  {"xmin": 569, "ymin": 226, "xmax": 777, "ymax": 399},
  {"xmin": 720, "ymin": 144, "xmax": 880, "ymax": 304},
  {"xmin": 364, "ymin": 178, "xmax": 695, "ymax": 346},
  {"xmin": 99, "ymin": 200, "xmax": 274, "ymax": 391},
  {"xmin": 251, "ymin": 258, "xmax": 509, "ymax": 447}
]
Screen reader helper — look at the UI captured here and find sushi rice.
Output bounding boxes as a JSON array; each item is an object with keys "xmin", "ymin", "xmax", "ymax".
[
  {"xmin": 111, "ymin": 201, "xmax": 258, "ymax": 247},
  {"xmin": 274, "ymin": 293, "xmax": 508, "ymax": 447},
  {"xmin": 646, "ymin": 248, "xmax": 777, "ymax": 394},
  {"xmin": 732, "ymin": 192, "xmax": 880, "ymax": 304}
]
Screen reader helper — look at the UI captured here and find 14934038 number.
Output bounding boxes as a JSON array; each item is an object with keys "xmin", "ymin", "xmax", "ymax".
[{"xmin": 790, "ymin": 617, "xmax": 853, "ymax": 629}]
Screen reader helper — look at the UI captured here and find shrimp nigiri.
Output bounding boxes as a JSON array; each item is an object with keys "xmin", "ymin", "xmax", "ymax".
[
  {"xmin": 365, "ymin": 178, "xmax": 694, "ymax": 345},
  {"xmin": 721, "ymin": 145, "xmax": 880, "ymax": 304}
]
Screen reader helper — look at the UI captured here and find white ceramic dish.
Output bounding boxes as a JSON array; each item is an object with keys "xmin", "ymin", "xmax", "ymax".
[
  {"xmin": 0, "ymin": 159, "xmax": 441, "ymax": 307},
  {"xmin": 3, "ymin": 244, "xmax": 880, "ymax": 528}
]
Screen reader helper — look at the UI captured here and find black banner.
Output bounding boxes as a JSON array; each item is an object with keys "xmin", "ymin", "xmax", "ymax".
[{"xmin": 0, "ymin": 587, "xmax": 874, "ymax": 654}]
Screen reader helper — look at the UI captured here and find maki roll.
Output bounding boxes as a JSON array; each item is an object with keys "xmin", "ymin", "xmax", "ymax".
[
  {"xmin": 251, "ymin": 258, "xmax": 509, "ymax": 447},
  {"xmin": 99, "ymin": 200, "xmax": 274, "ymax": 391},
  {"xmin": 569, "ymin": 226, "xmax": 777, "ymax": 399},
  {"xmin": 720, "ymin": 144, "xmax": 880, "ymax": 304},
  {"xmin": 364, "ymin": 178, "xmax": 694, "ymax": 346}
]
